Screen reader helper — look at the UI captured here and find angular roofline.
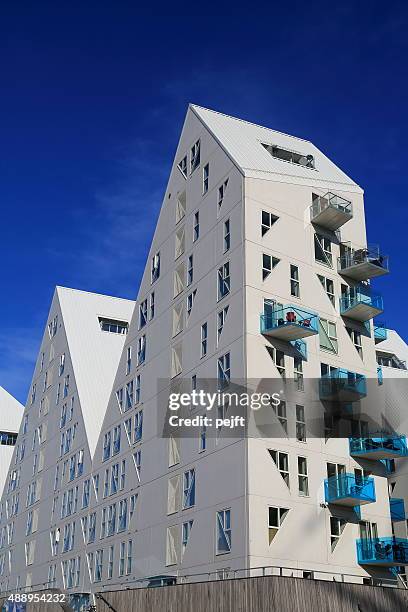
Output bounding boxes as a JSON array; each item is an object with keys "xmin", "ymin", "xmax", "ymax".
[{"xmin": 56, "ymin": 285, "xmax": 135, "ymax": 304}]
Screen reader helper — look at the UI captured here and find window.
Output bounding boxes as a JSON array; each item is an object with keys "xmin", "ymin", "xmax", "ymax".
[
  {"xmin": 201, "ymin": 322, "xmax": 208, "ymax": 357},
  {"xmin": 319, "ymin": 319, "xmax": 338, "ymax": 354},
  {"xmin": 119, "ymin": 541, "xmax": 126, "ymax": 576},
  {"xmin": 318, "ymin": 274, "xmax": 335, "ymax": 306},
  {"xmin": 108, "ymin": 545, "xmax": 114, "ymax": 579},
  {"xmin": 199, "ymin": 422, "xmax": 206, "ymax": 452},
  {"xmin": 347, "ymin": 328, "xmax": 363, "ymax": 358},
  {"xmin": 137, "ymin": 336, "xmax": 146, "ymax": 365},
  {"xmin": 262, "ymin": 143, "xmax": 315, "ymax": 168},
  {"xmin": 187, "ymin": 290, "xmax": 196, "ymax": 318},
  {"xmin": 266, "ymin": 346, "xmax": 285, "ymax": 377},
  {"xmin": 126, "ymin": 539, "xmax": 132, "ymax": 575},
  {"xmin": 218, "ymin": 262, "xmax": 230, "ymax": 299},
  {"xmin": 133, "ymin": 450, "xmax": 141, "ymax": 482},
  {"xmin": 116, "ymin": 388, "xmax": 124, "ymax": 411},
  {"xmin": 110, "ymin": 464, "xmax": 119, "ymax": 495},
  {"xmin": 314, "ymin": 234, "xmax": 332, "ymax": 267},
  {"xmin": 268, "ymin": 506, "xmax": 289, "ymax": 543},
  {"xmin": 261, "ymin": 211, "xmax": 279, "ymax": 236},
  {"xmin": 272, "ymin": 400, "xmax": 287, "ymax": 433},
  {"xmin": 290, "ymin": 264, "xmax": 300, "ymax": 297},
  {"xmin": 190, "ymin": 140, "xmax": 200, "ymax": 173},
  {"xmin": 139, "ymin": 299, "xmax": 148, "ymax": 328},
  {"xmin": 183, "ymin": 469, "xmax": 195, "ymax": 508},
  {"xmin": 217, "ymin": 306, "xmax": 229, "ymax": 341},
  {"xmin": 94, "ymin": 549, "xmax": 103, "ymax": 582},
  {"xmin": 59, "ymin": 353, "xmax": 65, "ymax": 377},
  {"xmin": 166, "ymin": 526, "xmax": 179, "ymax": 566},
  {"xmin": 126, "ymin": 346, "xmax": 132, "ymax": 375},
  {"xmin": 268, "ymin": 450, "xmax": 289, "ymax": 486},
  {"xmin": 176, "ymin": 191, "xmax": 186, "ymax": 223},
  {"xmin": 125, "ymin": 380, "xmax": 134, "ymax": 410},
  {"xmin": 296, "ymin": 405, "xmax": 306, "ymax": 442},
  {"xmin": 217, "ymin": 353, "xmax": 230, "ymax": 388},
  {"xmin": 177, "ymin": 155, "xmax": 187, "ymax": 179},
  {"xmin": 151, "ymin": 252, "xmax": 160, "ymax": 284},
  {"xmin": 216, "ymin": 509, "xmax": 231, "ymax": 554},
  {"xmin": 294, "ymin": 357, "xmax": 304, "ymax": 391},
  {"xmin": 82, "ymin": 479, "xmax": 90, "ymax": 509},
  {"xmin": 203, "ymin": 163, "xmax": 209, "ymax": 194},
  {"xmin": 175, "ymin": 226, "xmax": 185, "ymax": 259},
  {"xmin": 187, "ymin": 255, "xmax": 194, "ymax": 285},
  {"xmin": 150, "ymin": 292, "xmax": 155, "ymax": 320},
  {"xmin": 223, "ymin": 219, "xmax": 230, "ymax": 252},
  {"xmin": 330, "ymin": 517, "xmax": 346, "ymax": 551},
  {"xmin": 135, "ymin": 375, "xmax": 141, "ymax": 404},
  {"xmin": 182, "ymin": 520, "xmax": 193, "ymax": 556},
  {"xmin": 218, "ymin": 178, "xmax": 229, "ymax": 212},
  {"xmin": 262, "ymin": 254, "xmax": 280, "ymax": 280},
  {"xmin": 103, "ymin": 432, "xmax": 111, "ymax": 461},
  {"xmin": 63, "ymin": 375, "xmax": 70, "ymax": 398},
  {"xmin": 193, "ymin": 211, "xmax": 200, "ymax": 241},
  {"xmin": 297, "ymin": 456, "xmax": 309, "ymax": 496},
  {"xmin": 113, "ymin": 425, "xmax": 121, "ymax": 455},
  {"xmin": 134, "ymin": 410, "xmax": 143, "ymax": 443},
  {"xmin": 99, "ymin": 318, "xmax": 128, "ymax": 334}
]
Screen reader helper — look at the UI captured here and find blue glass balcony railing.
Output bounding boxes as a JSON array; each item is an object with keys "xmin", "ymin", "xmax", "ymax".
[
  {"xmin": 324, "ymin": 473, "xmax": 375, "ymax": 506},
  {"xmin": 377, "ymin": 365, "xmax": 383, "ymax": 385},
  {"xmin": 338, "ymin": 244, "xmax": 389, "ymax": 281},
  {"xmin": 310, "ymin": 192, "xmax": 353, "ymax": 230},
  {"xmin": 374, "ymin": 321, "xmax": 388, "ymax": 343},
  {"xmin": 340, "ymin": 285, "xmax": 384, "ymax": 322},
  {"xmin": 390, "ymin": 498, "xmax": 406, "ymax": 522},
  {"xmin": 260, "ymin": 305, "xmax": 319, "ymax": 341},
  {"xmin": 349, "ymin": 435, "xmax": 407, "ymax": 460},
  {"xmin": 357, "ymin": 537, "xmax": 408, "ymax": 566},
  {"xmin": 320, "ymin": 369, "xmax": 367, "ymax": 402}
]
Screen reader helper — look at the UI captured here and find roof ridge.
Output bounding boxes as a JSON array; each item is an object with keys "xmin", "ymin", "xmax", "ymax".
[{"xmin": 56, "ymin": 285, "xmax": 135, "ymax": 303}]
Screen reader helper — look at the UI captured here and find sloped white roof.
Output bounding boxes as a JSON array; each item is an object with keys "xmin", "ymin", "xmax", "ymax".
[
  {"xmin": 377, "ymin": 329, "xmax": 408, "ymax": 363},
  {"xmin": 56, "ymin": 287, "xmax": 135, "ymax": 456},
  {"xmin": 191, "ymin": 104, "xmax": 362, "ymax": 193},
  {"xmin": 0, "ymin": 386, "xmax": 24, "ymax": 433}
]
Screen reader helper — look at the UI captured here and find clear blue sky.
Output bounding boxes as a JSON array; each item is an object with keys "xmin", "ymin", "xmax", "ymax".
[{"xmin": 1, "ymin": 3, "xmax": 407, "ymax": 403}]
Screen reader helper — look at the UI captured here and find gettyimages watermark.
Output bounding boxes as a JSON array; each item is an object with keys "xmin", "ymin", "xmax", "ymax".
[{"xmin": 156, "ymin": 377, "xmax": 408, "ymax": 440}]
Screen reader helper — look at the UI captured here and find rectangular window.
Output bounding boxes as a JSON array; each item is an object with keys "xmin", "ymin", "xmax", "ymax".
[
  {"xmin": 272, "ymin": 400, "xmax": 287, "ymax": 433},
  {"xmin": 224, "ymin": 219, "xmax": 230, "ymax": 252},
  {"xmin": 268, "ymin": 506, "xmax": 289, "ymax": 543},
  {"xmin": 268, "ymin": 450, "xmax": 289, "ymax": 487},
  {"xmin": 177, "ymin": 156, "xmax": 187, "ymax": 179},
  {"xmin": 262, "ymin": 254, "xmax": 280, "ymax": 280},
  {"xmin": 187, "ymin": 290, "xmax": 196, "ymax": 318},
  {"xmin": 217, "ymin": 306, "xmax": 229, "ymax": 341},
  {"xmin": 216, "ymin": 509, "xmax": 231, "ymax": 554},
  {"xmin": 217, "ymin": 352, "xmax": 230, "ymax": 388},
  {"xmin": 199, "ymin": 423, "xmax": 206, "ymax": 452},
  {"xmin": 139, "ymin": 299, "xmax": 148, "ymax": 329},
  {"xmin": 296, "ymin": 405, "xmax": 306, "ymax": 442},
  {"xmin": 203, "ymin": 163, "xmax": 209, "ymax": 194},
  {"xmin": 298, "ymin": 456, "xmax": 309, "ymax": 496},
  {"xmin": 126, "ymin": 346, "xmax": 132, "ymax": 375},
  {"xmin": 347, "ymin": 328, "xmax": 363, "ymax": 358},
  {"xmin": 314, "ymin": 234, "xmax": 332, "ymax": 267},
  {"xmin": 290, "ymin": 264, "xmax": 300, "ymax": 297},
  {"xmin": 135, "ymin": 375, "xmax": 141, "ymax": 404},
  {"xmin": 262, "ymin": 143, "xmax": 315, "ymax": 168},
  {"xmin": 183, "ymin": 469, "xmax": 195, "ymax": 508},
  {"xmin": 193, "ymin": 211, "xmax": 200, "ymax": 241},
  {"xmin": 317, "ymin": 274, "xmax": 335, "ymax": 307},
  {"xmin": 330, "ymin": 516, "xmax": 346, "ymax": 551},
  {"xmin": 119, "ymin": 542, "xmax": 126, "ymax": 576},
  {"xmin": 294, "ymin": 357, "xmax": 304, "ymax": 391},
  {"xmin": 126, "ymin": 540, "xmax": 132, "ymax": 575},
  {"xmin": 187, "ymin": 255, "xmax": 194, "ymax": 286},
  {"xmin": 218, "ymin": 262, "xmax": 230, "ymax": 299},
  {"xmin": 319, "ymin": 319, "xmax": 338, "ymax": 354},
  {"xmin": 218, "ymin": 178, "xmax": 229, "ymax": 211},
  {"xmin": 134, "ymin": 410, "xmax": 143, "ymax": 443},
  {"xmin": 261, "ymin": 210, "xmax": 279, "ymax": 236},
  {"xmin": 103, "ymin": 432, "xmax": 111, "ymax": 461},
  {"xmin": 113, "ymin": 425, "xmax": 121, "ymax": 455},
  {"xmin": 150, "ymin": 291, "xmax": 155, "ymax": 320},
  {"xmin": 151, "ymin": 252, "xmax": 160, "ymax": 284},
  {"xmin": 99, "ymin": 318, "xmax": 128, "ymax": 334},
  {"xmin": 266, "ymin": 346, "xmax": 285, "ymax": 377},
  {"xmin": 133, "ymin": 450, "xmax": 141, "ymax": 482},
  {"xmin": 125, "ymin": 380, "xmax": 134, "ymax": 410},
  {"xmin": 190, "ymin": 140, "xmax": 200, "ymax": 174},
  {"xmin": 137, "ymin": 335, "xmax": 146, "ymax": 365},
  {"xmin": 108, "ymin": 545, "xmax": 114, "ymax": 579},
  {"xmin": 182, "ymin": 520, "xmax": 193, "ymax": 556},
  {"xmin": 201, "ymin": 322, "xmax": 208, "ymax": 357}
]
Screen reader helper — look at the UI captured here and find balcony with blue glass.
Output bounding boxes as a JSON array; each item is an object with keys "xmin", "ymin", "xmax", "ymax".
[
  {"xmin": 357, "ymin": 537, "xmax": 408, "ymax": 566},
  {"xmin": 338, "ymin": 244, "xmax": 389, "ymax": 281},
  {"xmin": 374, "ymin": 321, "xmax": 388, "ymax": 344},
  {"xmin": 320, "ymin": 369, "xmax": 367, "ymax": 402},
  {"xmin": 390, "ymin": 498, "xmax": 406, "ymax": 522},
  {"xmin": 340, "ymin": 285, "xmax": 383, "ymax": 322},
  {"xmin": 260, "ymin": 305, "xmax": 319, "ymax": 341},
  {"xmin": 349, "ymin": 434, "xmax": 407, "ymax": 460},
  {"xmin": 310, "ymin": 192, "xmax": 353, "ymax": 231},
  {"xmin": 325, "ymin": 473, "xmax": 375, "ymax": 506}
]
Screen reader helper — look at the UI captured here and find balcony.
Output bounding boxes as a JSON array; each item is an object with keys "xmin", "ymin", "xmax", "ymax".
[
  {"xmin": 310, "ymin": 192, "xmax": 353, "ymax": 230},
  {"xmin": 320, "ymin": 369, "xmax": 367, "ymax": 402},
  {"xmin": 340, "ymin": 286, "xmax": 383, "ymax": 322},
  {"xmin": 374, "ymin": 321, "xmax": 388, "ymax": 343},
  {"xmin": 349, "ymin": 435, "xmax": 408, "ymax": 460},
  {"xmin": 390, "ymin": 498, "xmax": 406, "ymax": 522},
  {"xmin": 338, "ymin": 244, "xmax": 389, "ymax": 281},
  {"xmin": 324, "ymin": 473, "xmax": 375, "ymax": 506},
  {"xmin": 357, "ymin": 537, "xmax": 408, "ymax": 566},
  {"xmin": 260, "ymin": 305, "xmax": 319, "ymax": 341}
]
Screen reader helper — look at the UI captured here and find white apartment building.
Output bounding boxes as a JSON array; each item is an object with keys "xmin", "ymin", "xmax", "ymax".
[
  {"xmin": 0, "ymin": 388, "xmax": 23, "ymax": 496},
  {"xmin": 1, "ymin": 106, "xmax": 407, "ymax": 606}
]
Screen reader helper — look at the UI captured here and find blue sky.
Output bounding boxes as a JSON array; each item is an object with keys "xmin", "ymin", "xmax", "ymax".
[{"xmin": 1, "ymin": 3, "xmax": 407, "ymax": 403}]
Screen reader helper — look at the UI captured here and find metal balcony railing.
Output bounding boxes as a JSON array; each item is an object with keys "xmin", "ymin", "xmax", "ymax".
[
  {"xmin": 320, "ymin": 368, "xmax": 367, "ymax": 402},
  {"xmin": 310, "ymin": 192, "xmax": 353, "ymax": 230},
  {"xmin": 325, "ymin": 473, "xmax": 375, "ymax": 506},
  {"xmin": 374, "ymin": 321, "xmax": 388, "ymax": 343},
  {"xmin": 338, "ymin": 244, "xmax": 389, "ymax": 281},
  {"xmin": 350, "ymin": 435, "xmax": 407, "ymax": 460},
  {"xmin": 340, "ymin": 285, "xmax": 384, "ymax": 321},
  {"xmin": 260, "ymin": 305, "xmax": 319, "ymax": 341},
  {"xmin": 357, "ymin": 537, "xmax": 408, "ymax": 566}
]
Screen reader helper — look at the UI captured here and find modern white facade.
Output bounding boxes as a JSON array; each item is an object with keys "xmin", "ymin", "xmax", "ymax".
[
  {"xmin": 0, "ymin": 387, "xmax": 23, "ymax": 497},
  {"xmin": 1, "ymin": 106, "xmax": 407, "ymax": 603}
]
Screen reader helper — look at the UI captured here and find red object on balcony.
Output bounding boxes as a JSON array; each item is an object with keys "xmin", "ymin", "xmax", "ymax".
[{"xmin": 286, "ymin": 311, "xmax": 296, "ymax": 323}]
